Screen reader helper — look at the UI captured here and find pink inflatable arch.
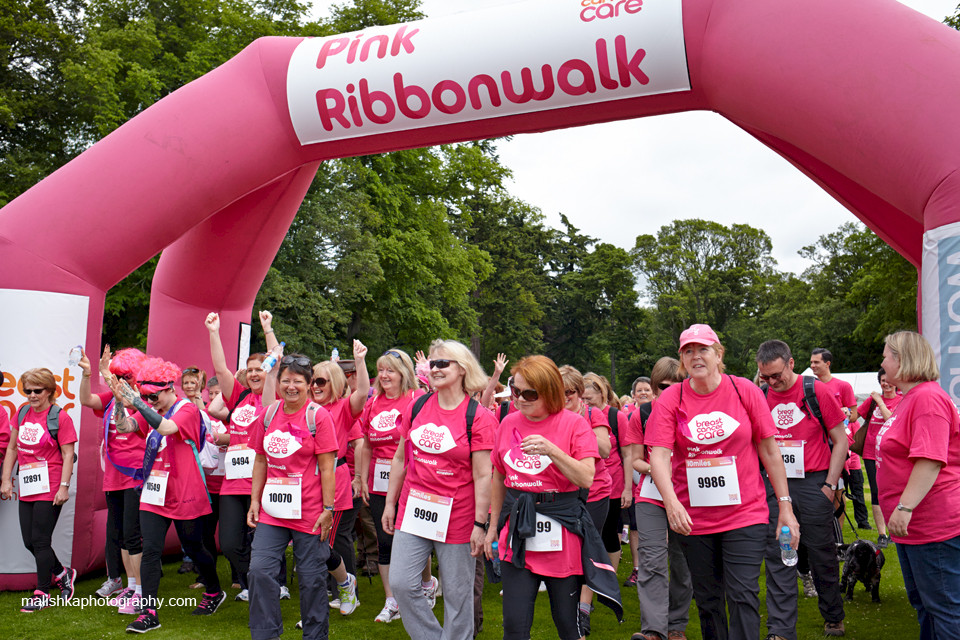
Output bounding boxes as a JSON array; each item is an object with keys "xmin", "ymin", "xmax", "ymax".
[{"xmin": 1, "ymin": 0, "xmax": 959, "ymax": 587}]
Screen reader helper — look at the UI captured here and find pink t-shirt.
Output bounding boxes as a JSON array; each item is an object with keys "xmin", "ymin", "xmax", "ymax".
[
  {"xmin": 136, "ymin": 400, "xmax": 212, "ymax": 520},
  {"xmin": 15, "ymin": 405, "xmax": 78, "ymax": 502},
  {"xmin": 876, "ymin": 381, "xmax": 960, "ymax": 545},
  {"xmin": 94, "ymin": 391, "xmax": 146, "ymax": 492},
  {"xmin": 396, "ymin": 394, "xmax": 497, "ymax": 545},
  {"xmin": 205, "ymin": 416, "xmax": 229, "ymax": 495},
  {"xmin": 856, "ymin": 395, "xmax": 902, "ymax": 461},
  {"xmin": 0, "ymin": 408, "xmax": 11, "ymax": 468},
  {"xmin": 250, "ymin": 402, "xmax": 339, "ymax": 534},
  {"xmin": 361, "ymin": 390, "xmax": 422, "ymax": 495},
  {"xmin": 223, "ymin": 379, "xmax": 265, "ymax": 496},
  {"xmin": 579, "ymin": 406, "xmax": 613, "ymax": 502},
  {"xmin": 601, "ymin": 407, "xmax": 627, "ymax": 499},
  {"xmin": 645, "ymin": 376, "xmax": 776, "ymax": 535},
  {"xmin": 492, "ymin": 410, "xmax": 598, "ymax": 577},
  {"xmin": 622, "ymin": 404, "xmax": 661, "ymax": 506},
  {"xmin": 821, "ymin": 377, "xmax": 856, "ymax": 412},
  {"xmin": 322, "ymin": 397, "xmax": 362, "ymax": 510},
  {"xmin": 764, "ymin": 377, "xmax": 846, "ymax": 473}
]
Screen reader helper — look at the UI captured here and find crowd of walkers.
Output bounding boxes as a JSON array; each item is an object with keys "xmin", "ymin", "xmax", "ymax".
[{"xmin": 2, "ymin": 317, "xmax": 960, "ymax": 640}]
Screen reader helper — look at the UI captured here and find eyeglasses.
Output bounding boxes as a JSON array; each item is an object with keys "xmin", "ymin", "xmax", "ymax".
[
  {"xmin": 140, "ymin": 389, "xmax": 168, "ymax": 403},
  {"xmin": 510, "ymin": 383, "xmax": 539, "ymax": 402},
  {"xmin": 429, "ymin": 359, "xmax": 457, "ymax": 370},
  {"xmin": 657, "ymin": 382, "xmax": 673, "ymax": 390},
  {"xmin": 564, "ymin": 388, "xmax": 577, "ymax": 397},
  {"xmin": 24, "ymin": 388, "xmax": 46, "ymax": 396},
  {"xmin": 758, "ymin": 363, "xmax": 789, "ymax": 383},
  {"xmin": 281, "ymin": 355, "xmax": 312, "ymax": 367},
  {"xmin": 312, "ymin": 378, "xmax": 328, "ymax": 387},
  {"xmin": 383, "ymin": 350, "xmax": 403, "ymax": 359}
]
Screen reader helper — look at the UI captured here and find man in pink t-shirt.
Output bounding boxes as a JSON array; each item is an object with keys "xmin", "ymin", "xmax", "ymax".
[{"xmin": 762, "ymin": 341, "xmax": 848, "ymax": 639}]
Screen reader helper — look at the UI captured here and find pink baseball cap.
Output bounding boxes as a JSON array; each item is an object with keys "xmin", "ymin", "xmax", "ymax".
[{"xmin": 678, "ymin": 324, "xmax": 720, "ymax": 350}]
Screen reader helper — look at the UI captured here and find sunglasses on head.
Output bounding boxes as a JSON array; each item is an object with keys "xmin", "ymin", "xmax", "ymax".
[
  {"xmin": 510, "ymin": 383, "xmax": 539, "ymax": 402},
  {"xmin": 312, "ymin": 378, "xmax": 328, "ymax": 387},
  {"xmin": 429, "ymin": 359, "xmax": 457, "ymax": 370},
  {"xmin": 24, "ymin": 388, "xmax": 46, "ymax": 396},
  {"xmin": 383, "ymin": 350, "xmax": 403, "ymax": 359},
  {"xmin": 183, "ymin": 367, "xmax": 200, "ymax": 375},
  {"xmin": 281, "ymin": 355, "xmax": 312, "ymax": 367},
  {"xmin": 657, "ymin": 382, "xmax": 673, "ymax": 390}
]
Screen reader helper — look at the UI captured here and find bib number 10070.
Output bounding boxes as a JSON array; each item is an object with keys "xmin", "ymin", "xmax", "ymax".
[
  {"xmin": 686, "ymin": 457, "xmax": 741, "ymax": 507},
  {"xmin": 400, "ymin": 488, "xmax": 453, "ymax": 542}
]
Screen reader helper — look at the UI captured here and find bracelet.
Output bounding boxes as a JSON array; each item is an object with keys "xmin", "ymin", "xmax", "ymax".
[
  {"xmin": 82, "ymin": 373, "xmax": 91, "ymax": 378},
  {"xmin": 323, "ymin": 505, "xmax": 335, "ymax": 512},
  {"xmin": 896, "ymin": 502, "xmax": 914, "ymax": 512},
  {"xmin": 777, "ymin": 496, "xmax": 792, "ymax": 503},
  {"xmin": 265, "ymin": 329, "xmax": 275, "ymax": 334},
  {"xmin": 60, "ymin": 482, "xmax": 70, "ymax": 487},
  {"xmin": 474, "ymin": 520, "xmax": 488, "ymax": 531}
]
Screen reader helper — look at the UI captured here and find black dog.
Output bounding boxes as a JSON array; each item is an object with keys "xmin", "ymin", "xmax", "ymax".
[{"xmin": 839, "ymin": 539, "xmax": 885, "ymax": 602}]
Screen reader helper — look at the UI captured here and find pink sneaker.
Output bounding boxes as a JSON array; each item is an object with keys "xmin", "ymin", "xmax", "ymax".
[
  {"xmin": 118, "ymin": 592, "xmax": 141, "ymax": 615},
  {"xmin": 109, "ymin": 588, "xmax": 133, "ymax": 607}
]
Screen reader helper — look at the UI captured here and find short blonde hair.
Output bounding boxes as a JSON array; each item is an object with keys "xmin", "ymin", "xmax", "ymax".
[
  {"xmin": 375, "ymin": 349, "xmax": 418, "ymax": 397},
  {"xmin": 559, "ymin": 365, "xmax": 584, "ymax": 396},
  {"xmin": 314, "ymin": 361, "xmax": 348, "ymax": 400},
  {"xmin": 885, "ymin": 331, "xmax": 939, "ymax": 382},
  {"xmin": 584, "ymin": 372, "xmax": 620, "ymax": 410},
  {"xmin": 20, "ymin": 368, "xmax": 58, "ymax": 402},
  {"xmin": 429, "ymin": 340, "xmax": 487, "ymax": 395},
  {"xmin": 677, "ymin": 342, "xmax": 726, "ymax": 377},
  {"xmin": 650, "ymin": 357, "xmax": 683, "ymax": 393}
]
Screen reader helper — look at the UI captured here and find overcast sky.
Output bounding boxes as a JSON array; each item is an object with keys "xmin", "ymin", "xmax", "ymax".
[{"xmin": 313, "ymin": 0, "xmax": 958, "ymax": 275}]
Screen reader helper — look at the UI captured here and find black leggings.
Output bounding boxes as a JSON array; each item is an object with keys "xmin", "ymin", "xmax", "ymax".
[
  {"xmin": 332, "ymin": 503, "xmax": 358, "ymax": 575},
  {"xmin": 864, "ymin": 459, "xmax": 879, "ymax": 507},
  {"xmin": 19, "ymin": 500, "xmax": 64, "ymax": 593},
  {"xmin": 104, "ymin": 489, "xmax": 143, "ymax": 579},
  {"xmin": 219, "ymin": 494, "xmax": 252, "ymax": 589},
  {"xmin": 368, "ymin": 493, "xmax": 394, "ymax": 565},
  {"xmin": 201, "ymin": 492, "xmax": 221, "ymax": 564},
  {"xmin": 601, "ymin": 497, "xmax": 623, "ymax": 554},
  {"xmin": 501, "ymin": 560, "xmax": 582, "ymax": 640},
  {"xmin": 140, "ymin": 510, "xmax": 220, "ymax": 609},
  {"xmin": 586, "ymin": 499, "xmax": 608, "ymax": 537}
]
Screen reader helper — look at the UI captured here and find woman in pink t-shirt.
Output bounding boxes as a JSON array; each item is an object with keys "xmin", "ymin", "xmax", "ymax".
[
  {"xmin": 78, "ymin": 346, "xmax": 147, "ymax": 611},
  {"xmin": 646, "ymin": 324, "xmax": 798, "ymax": 640},
  {"xmin": 854, "ymin": 368, "xmax": 901, "ymax": 548},
  {"xmin": 1, "ymin": 368, "xmax": 78, "ymax": 612},
  {"xmin": 246, "ymin": 354, "xmax": 339, "ymax": 640},
  {"xmin": 357, "ymin": 348, "xmax": 426, "ymax": 623},
  {"xmin": 876, "ymin": 331, "xmax": 960, "ymax": 638},
  {"xmin": 485, "ymin": 356, "xmax": 599, "ymax": 640},
  {"xmin": 112, "ymin": 358, "xmax": 225, "ymax": 632},
  {"xmin": 383, "ymin": 339, "xmax": 496, "ymax": 640}
]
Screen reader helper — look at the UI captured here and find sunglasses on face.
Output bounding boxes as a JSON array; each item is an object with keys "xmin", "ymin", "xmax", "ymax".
[
  {"xmin": 24, "ymin": 388, "xmax": 46, "ymax": 396},
  {"xmin": 312, "ymin": 378, "xmax": 328, "ymax": 388},
  {"xmin": 657, "ymin": 382, "xmax": 673, "ymax": 390},
  {"xmin": 429, "ymin": 359, "xmax": 457, "ymax": 370},
  {"xmin": 510, "ymin": 383, "xmax": 539, "ymax": 402},
  {"xmin": 281, "ymin": 355, "xmax": 312, "ymax": 367},
  {"xmin": 758, "ymin": 364, "xmax": 789, "ymax": 383},
  {"xmin": 564, "ymin": 388, "xmax": 577, "ymax": 397},
  {"xmin": 140, "ymin": 389, "xmax": 168, "ymax": 403}
]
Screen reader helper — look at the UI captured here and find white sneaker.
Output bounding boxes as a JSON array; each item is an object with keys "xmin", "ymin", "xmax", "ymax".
[
  {"xmin": 295, "ymin": 619, "xmax": 302, "ymax": 629},
  {"xmin": 96, "ymin": 577, "xmax": 124, "ymax": 598},
  {"xmin": 423, "ymin": 576, "xmax": 439, "ymax": 609},
  {"xmin": 235, "ymin": 589, "xmax": 249, "ymax": 602},
  {"xmin": 375, "ymin": 601, "xmax": 401, "ymax": 623},
  {"xmin": 338, "ymin": 574, "xmax": 359, "ymax": 616},
  {"xmin": 329, "ymin": 597, "xmax": 341, "ymax": 608},
  {"xmin": 279, "ymin": 585, "xmax": 290, "ymax": 600}
]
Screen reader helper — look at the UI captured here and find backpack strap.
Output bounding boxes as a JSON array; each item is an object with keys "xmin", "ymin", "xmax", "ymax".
[
  {"xmin": 801, "ymin": 375, "xmax": 831, "ymax": 447},
  {"xmin": 16, "ymin": 405, "xmax": 26, "ymax": 428},
  {"xmin": 606, "ymin": 406, "xmax": 619, "ymax": 441},
  {"xmin": 226, "ymin": 387, "xmax": 253, "ymax": 423},
  {"xmin": 263, "ymin": 401, "xmax": 282, "ymax": 428},
  {"xmin": 305, "ymin": 402, "xmax": 319, "ymax": 435},
  {"xmin": 410, "ymin": 392, "xmax": 433, "ymax": 422},
  {"xmin": 172, "ymin": 400, "xmax": 211, "ymax": 506},
  {"xmin": 466, "ymin": 397, "xmax": 478, "ymax": 447},
  {"xmin": 498, "ymin": 401, "xmax": 510, "ymax": 422}
]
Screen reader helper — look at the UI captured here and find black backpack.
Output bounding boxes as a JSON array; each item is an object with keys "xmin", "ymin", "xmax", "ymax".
[{"xmin": 762, "ymin": 375, "xmax": 832, "ymax": 447}]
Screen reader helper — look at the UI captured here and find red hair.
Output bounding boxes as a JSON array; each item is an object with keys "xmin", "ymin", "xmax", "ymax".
[
  {"xmin": 110, "ymin": 348, "xmax": 147, "ymax": 378},
  {"xmin": 136, "ymin": 357, "xmax": 181, "ymax": 393}
]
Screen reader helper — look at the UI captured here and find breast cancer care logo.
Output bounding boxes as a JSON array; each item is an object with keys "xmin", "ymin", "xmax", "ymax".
[
  {"xmin": 504, "ymin": 449, "xmax": 553, "ymax": 475},
  {"xmin": 372, "ymin": 409, "xmax": 401, "ymax": 432},
  {"xmin": 689, "ymin": 411, "xmax": 740, "ymax": 445},
  {"xmin": 232, "ymin": 404, "xmax": 257, "ymax": 427},
  {"xmin": 410, "ymin": 423, "xmax": 457, "ymax": 455},
  {"xmin": 771, "ymin": 403, "xmax": 805, "ymax": 429},
  {"xmin": 264, "ymin": 430, "xmax": 302, "ymax": 459},
  {"xmin": 17, "ymin": 421, "xmax": 44, "ymax": 446}
]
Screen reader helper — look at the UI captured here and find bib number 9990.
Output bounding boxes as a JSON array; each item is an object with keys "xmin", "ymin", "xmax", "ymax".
[{"xmin": 413, "ymin": 507, "xmax": 438, "ymax": 523}]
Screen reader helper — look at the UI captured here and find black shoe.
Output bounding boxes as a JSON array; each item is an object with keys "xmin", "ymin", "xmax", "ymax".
[
  {"xmin": 54, "ymin": 567, "xmax": 77, "ymax": 601},
  {"xmin": 858, "ymin": 524, "xmax": 873, "ymax": 530},
  {"xmin": 578, "ymin": 607, "xmax": 592, "ymax": 636},
  {"xmin": 126, "ymin": 609, "xmax": 161, "ymax": 633},
  {"xmin": 191, "ymin": 591, "xmax": 226, "ymax": 615},
  {"xmin": 177, "ymin": 561, "xmax": 196, "ymax": 575}
]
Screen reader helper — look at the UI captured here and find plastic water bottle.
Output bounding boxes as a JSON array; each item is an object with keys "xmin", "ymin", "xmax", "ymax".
[
  {"xmin": 779, "ymin": 526, "xmax": 797, "ymax": 566},
  {"xmin": 490, "ymin": 540, "xmax": 501, "ymax": 578},
  {"xmin": 261, "ymin": 342, "xmax": 285, "ymax": 373},
  {"xmin": 331, "ymin": 347, "xmax": 339, "ymax": 362},
  {"xmin": 68, "ymin": 345, "xmax": 83, "ymax": 367}
]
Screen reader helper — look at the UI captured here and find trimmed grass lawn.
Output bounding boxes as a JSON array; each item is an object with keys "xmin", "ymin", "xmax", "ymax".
[{"xmin": 0, "ymin": 496, "xmax": 920, "ymax": 639}]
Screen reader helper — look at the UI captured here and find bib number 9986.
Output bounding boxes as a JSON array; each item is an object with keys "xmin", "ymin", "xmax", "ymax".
[{"xmin": 696, "ymin": 475, "xmax": 726, "ymax": 489}]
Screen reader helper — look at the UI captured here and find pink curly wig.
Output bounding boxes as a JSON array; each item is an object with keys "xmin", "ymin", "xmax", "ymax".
[
  {"xmin": 109, "ymin": 348, "xmax": 147, "ymax": 379},
  {"xmin": 136, "ymin": 357, "xmax": 181, "ymax": 393}
]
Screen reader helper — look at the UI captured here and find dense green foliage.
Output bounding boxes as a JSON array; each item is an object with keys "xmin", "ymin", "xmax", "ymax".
[{"xmin": 3, "ymin": 0, "xmax": 939, "ymax": 392}]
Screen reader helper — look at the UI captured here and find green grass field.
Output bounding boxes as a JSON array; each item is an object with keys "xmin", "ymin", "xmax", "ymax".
[{"xmin": 0, "ymin": 497, "xmax": 920, "ymax": 639}]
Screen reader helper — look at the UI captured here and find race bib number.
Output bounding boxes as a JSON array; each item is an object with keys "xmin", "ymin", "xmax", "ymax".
[
  {"xmin": 18, "ymin": 461, "xmax": 50, "ymax": 497},
  {"xmin": 686, "ymin": 457, "xmax": 741, "ymax": 507},
  {"xmin": 141, "ymin": 470, "xmax": 169, "ymax": 507},
  {"xmin": 638, "ymin": 473, "xmax": 663, "ymax": 502},
  {"xmin": 262, "ymin": 477, "xmax": 302, "ymax": 519},
  {"xmin": 400, "ymin": 488, "xmax": 453, "ymax": 542},
  {"xmin": 778, "ymin": 441, "xmax": 805, "ymax": 478},
  {"xmin": 225, "ymin": 444, "xmax": 254, "ymax": 479},
  {"xmin": 525, "ymin": 514, "xmax": 563, "ymax": 552},
  {"xmin": 373, "ymin": 458, "xmax": 391, "ymax": 493}
]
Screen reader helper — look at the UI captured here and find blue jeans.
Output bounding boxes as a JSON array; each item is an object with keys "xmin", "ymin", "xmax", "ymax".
[{"xmin": 897, "ymin": 535, "xmax": 960, "ymax": 640}]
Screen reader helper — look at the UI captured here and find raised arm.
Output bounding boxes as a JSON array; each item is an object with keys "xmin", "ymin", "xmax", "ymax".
[
  {"xmin": 205, "ymin": 312, "xmax": 237, "ymax": 403},
  {"xmin": 77, "ymin": 349, "xmax": 103, "ymax": 411},
  {"xmin": 348, "ymin": 339, "xmax": 370, "ymax": 417},
  {"xmin": 259, "ymin": 310, "xmax": 279, "ymax": 352},
  {"xmin": 480, "ymin": 353, "xmax": 509, "ymax": 409}
]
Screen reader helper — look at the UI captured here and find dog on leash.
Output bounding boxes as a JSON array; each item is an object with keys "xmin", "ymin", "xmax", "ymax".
[{"xmin": 839, "ymin": 539, "xmax": 885, "ymax": 602}]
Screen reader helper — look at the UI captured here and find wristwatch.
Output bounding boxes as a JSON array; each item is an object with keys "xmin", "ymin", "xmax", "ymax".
[
  {"xmin": 822, "ymin": 482, "xmax": 837, "ymax": 491},
  {"xmin": 323, "ymin": 505, "xmax": 335, "ymax": 512},
  {"xmin": 60, "ymin": 482, "xmax": 70, "ymax": 487},
  {"xmin": 474, "ymin": 520, "xmax": 488, "ymax": 531},
  {"xmin": 896, "ymin": 503, "xmax": 914, "ymax": 512}
]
